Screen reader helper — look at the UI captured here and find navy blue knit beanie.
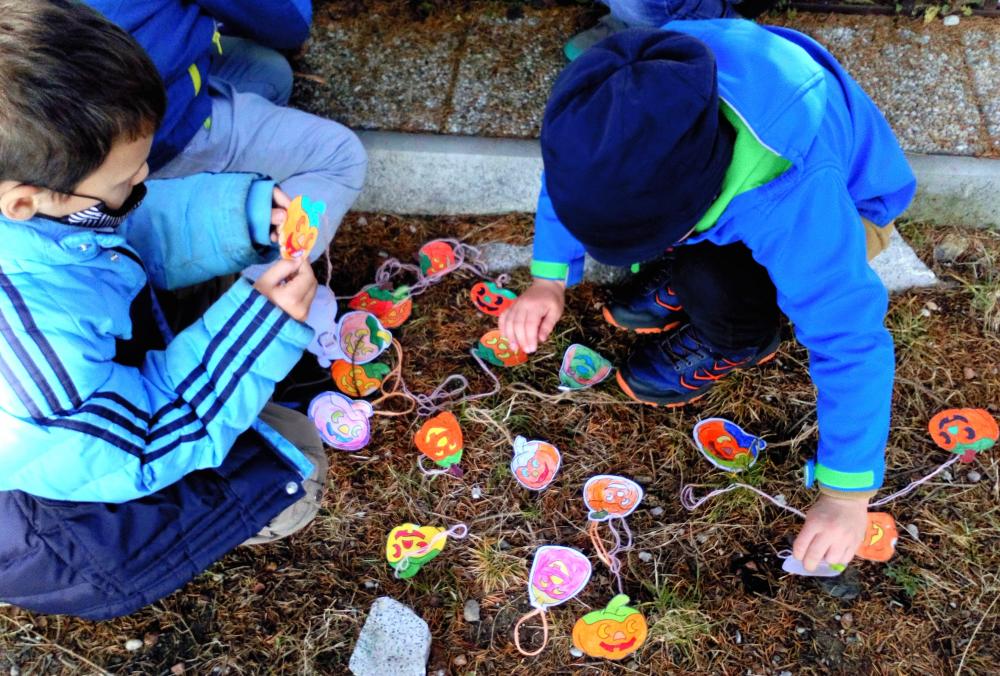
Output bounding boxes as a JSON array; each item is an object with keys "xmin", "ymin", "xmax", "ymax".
[{"xmin": 541, "ymin": 29, "xmax": 734, "ymax": 266}]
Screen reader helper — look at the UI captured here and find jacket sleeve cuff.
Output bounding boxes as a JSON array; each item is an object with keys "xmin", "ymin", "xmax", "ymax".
[
  {"xmin": 247, "ymin": 179, "xmax": 278, "ymax": 252},
  {"xmin": 530, "ymin": 260, "xmax": 569, "ymax": 281},
  {"xmin": 803, "ymin": 458, "xmax": 880, "ymax": 492}
]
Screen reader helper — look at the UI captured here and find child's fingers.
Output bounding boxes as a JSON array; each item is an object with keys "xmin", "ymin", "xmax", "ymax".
[
  {"xmin": 272, "ymin": 186, "xmax": 292, "ymax": 208},
  {"xmin": 830, "ymin": 542, "xmax": 855, "ymax": 566},
  {"xmin": 792, "ymin": 522, "xmax": 819, "ymax": 562},
  {"xmin": 256, "ymin": 257, "xmax": 302, "ymax": 290},
  {"xmin": 802, "ymin": 536, "xmax": 832, "ymax": 572},
  {"xmin": 271, "ymin": 207, "xmax": 287, "ymax": 228},
  {"xmin": 518, "ymin": 309, "xmax": 542, "ymax": 353},
  {"xmin": 538, "ymin": 306, "xmax": 559, "ymax": 343}
]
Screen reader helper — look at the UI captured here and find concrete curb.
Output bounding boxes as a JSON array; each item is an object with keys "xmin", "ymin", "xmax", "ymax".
[{"xmin": 357, "ymin": 131, "xmax": 1000, "ymax": 230}]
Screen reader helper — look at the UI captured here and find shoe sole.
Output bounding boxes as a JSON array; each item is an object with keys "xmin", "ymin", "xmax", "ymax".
[
  {"xmin": 602, "ymin": 306, "xmax": 682, "ymax": 335},
  {"xmin": 616, "ymin": 348, "xmax": 780, "ymax": 408}
]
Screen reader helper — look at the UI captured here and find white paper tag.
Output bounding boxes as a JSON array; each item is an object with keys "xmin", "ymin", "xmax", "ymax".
[{"xmin": 781, "ymin": 556, "xmax": 845, "ymax": 578}]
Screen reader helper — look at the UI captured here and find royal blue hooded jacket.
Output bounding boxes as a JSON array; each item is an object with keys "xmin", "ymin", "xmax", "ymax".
[
  {"xmin": 85, "ymin": 1, "xmax": 312, "ymax": 170},
  {"xmin": 532, "ymin": 20, "xmax": 917, "ymax": 492}
]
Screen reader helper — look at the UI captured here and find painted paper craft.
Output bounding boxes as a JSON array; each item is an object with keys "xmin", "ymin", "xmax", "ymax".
[
  {"xmin": 418, "ymin": 239, "xmax": 458, "ymax": 277},
  {"xmin": 928, "ymin": 408, "xmax": 998, "ymax": 463},
  {"xmin": 279, "ymin": 195, "xmax": 324, "ymax": 260},
  {"xmin": 415, "ymin": 412, "xmax": 464, "ymax": 475},
  {"xmin": 312, "ymin": 311, "xmax": 393, "ymax": 368},
  {"xmin": 514, "ymin": 546, "xmax": 593, "ymax": 656},
  {"xmin": 584, "ymin": 475, "xmax": 644, "ymax": 522},
  {"xmin": 348, "ymin": 284, "xmax": 413, "ymax": 329},
  {"xmin": 855, "ymin": 512, "xmax": 898, "ymax": 562},
  {"xmin": 331, "ymin": 360, "xmax": 391, "ymax": 398},
  {"xmin": 781, "ymin": 556, "xmax": 845, "ymax": 578},
  {"xmin": 693, "ymin": 418, "xmax": 766, "ymax": 472},
  {"xmin": 473, "ymin": 330, "xmax": 527, "ymax": 367},
  {"xmin": 558, "ymin": 344, "xmax": 613, "ymax": 391},
  {"xmin": 572, "ymin": 595, "xmax": 648, "ymax": 661},
  {"xmin": 308, "ymin": 391, "xmax": 374, "ymax": 451},
  {"xmin": 385, "ymin": 523, "xmax": 467, "ymax": 579},
  {"xmin": 510, "ymin": 436, "xmax": 561, "ymax": 491},
  {"xmin": 469, "ymin": 281, "xmax": 517, "ymax": 316}
]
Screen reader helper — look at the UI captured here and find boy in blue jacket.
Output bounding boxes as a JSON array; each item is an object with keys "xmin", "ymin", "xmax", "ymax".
[
  {"xmin": 500, "ymin": 23, "xmax": 917, "ymax": 570},
  {"xmin": 85, "ymin": 0, "xmax": 367, "ymax": 259},
  {"xmin": 0, "ymin": 0, "xmax": 327, "ymax": 619}
]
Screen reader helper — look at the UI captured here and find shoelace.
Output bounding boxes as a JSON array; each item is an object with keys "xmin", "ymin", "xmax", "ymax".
[{"xmin": 654, "ymin": 325, "xmax": 712, "ymax": 368}]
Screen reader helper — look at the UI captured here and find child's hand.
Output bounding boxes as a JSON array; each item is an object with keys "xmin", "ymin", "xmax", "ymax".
[
  {"xmin": 269, "ymin": 187, "xmax": 292, "ymax": 243},
  {"xmin": 253, "ymin": 256, "xmax": 317, "ymax": 322},
  {"xmin": 499, "ymin": 278, "xmax": 565, "ymax": 353},
  {"xmin": 793, "ymin": 492, "xmax": 870, "ymax": 571}
]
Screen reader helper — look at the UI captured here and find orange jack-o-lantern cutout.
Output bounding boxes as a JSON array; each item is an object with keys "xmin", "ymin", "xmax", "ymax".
[
  {"xmin": 583, "ymin": 475, "xmax": 643, "ymax": 521},
  {"xmin": 855, "ymin": 512, "xmax": 898, "ymax": 562},
  {"xmin": 348, "ymin": 284, "xmax": 413, "ymax": 329},
  {"xmin": 473, "ymin": 330, "xmax": 527, "ymax": 367},
  {"xmin": 330, "ymin": 360, "xmax": 390, "ymax": 397},
  {"xmin": 279, "ymin": 195, "xmax": 323, "ymax": 260},
  {"xmin": 469, "ymin": 281, "xmax": 517, "ymax": 317},
  {"xmin": 928, "ymin": 408, "xmax": 998, "ymax": 463},
  {"xmin": 572, "ymin": 595, "xmax": 648, "ymax": 660},
  {"xmin": 418, "ymin": 240, "xmax": 457, "ymax": 277},
  {"xmin": 415, "ymin": 412, "xmax": 464, "ymax": 469}
]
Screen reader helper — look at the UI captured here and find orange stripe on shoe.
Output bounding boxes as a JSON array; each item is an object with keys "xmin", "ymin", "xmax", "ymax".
[{"xmin": 615, "ymin": 372, "xmax": 659, "ymax": 407}]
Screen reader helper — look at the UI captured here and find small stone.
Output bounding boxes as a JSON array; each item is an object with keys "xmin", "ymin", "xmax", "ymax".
[
  {"xmin": 171, "ymin": 664, "xmax": 185, "ymax": 676},
  {"xmin": 696, "ymin": 533, "xmax": 710, "ymax": 545},
  {"xmin": 735, "ymin": 629, "xmax": 742, "ymax": 644},
  {"xmin": 349, "ymin": 597, "xmax": 431, "ymax": 676},
  {"xmin": 10, "ymin": 666, "xmax": 21, "ymax": 676},
  {"xmin": 143, "ymin": 632, "xmax": 159, "ymax": 648},
  {"xmin": 920, "ymin": 308, "xmax": 932, "ymax": 318},
  {"xmin": 950, "ymin": 601, "xmax": 958, "ymax": 608},
  {"xmin": 942, "ymin": 469, "xmax": 954, "ymax": 482},
  {"xmin": 253, "ymin": 582, "xmax": 266, "ymax": 594},
  {"xmin": 925, "ymin": 301, "xmax": 940, "ymax": 312},
  {"xmin": 778, "ymin": 671, "xmax": 793, "ymax": 676},
  {"xmin": 638, "ymin": 551, "xmax": 653, "ymax": 563},
  {"xmin": 841, "ymin": 612, "xmax": 854, "ymax": 628},
  {"xmin": 933, "ymin": 233, "xmax": 969, "ymax": 263},
  {"xmin": 357, "ymin": 216, "xmax": 368, "ymax": 226},
  {"xmin": 967, "ymin": 470, "xmax": 982, "ymax": 483},
  {"xmin": 905, "ymin": 524, "xmax": 920, "ymax": 541},
  {"xmin": 378, "ymin": 251, "xmax": 389, "ymax": 258},
  {"xmin": 125, "ymin": 639, "xmax": 143, "ymax": 652},
  {"xmin": 498, "ymin": 539, "xmax": 511, "ymax": 551},
  {"xmin": 471, "ymin": 484, "xmax": 483, "ymax": 500},
  {"xmin": 964, "ymin": 367, "xmax": 977, "ymax": 380},
  {"xmin": 795, "ymin": 626, "xmax": 808, "ymax": 635},
  {"xmin": 650, "ymin": 506, "xmax": 665, "ymax": 517},
  {"xmin": 570, "ymin": 647, "xmax": 584, "ymax": 658},
  {"xmin": 364, "ymin": 579, "xmax": 379, "ymax": 589},
  {"xmin": 453, "ymin": 655, "xmax": 468, "ymax": 667},
  {"xmin": 834, "ymin": 614, "xmax": 842, "ymax": 621},
  {"xmin": 943, "ymin": 14, "xmax": 960, "ymax": 25},
  {"xmin": 463, "ymin": 599, "xmax": 481, "ymax": 623},
  {"xmin": 407, "ymin": 225, "xmax": 417, "ymax": 234},
  {"xmin": 774, "ymin": 494, "xmax": 787, "ymax": 506},
  {"xmin": 635, "ymin": 475, "xmax": 653, "ymax": 484}
]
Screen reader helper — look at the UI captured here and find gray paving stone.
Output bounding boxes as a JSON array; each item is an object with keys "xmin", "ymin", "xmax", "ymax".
[
  {"xmin": 445, "ymin": 12, "xmax": 581, "ymax": 136},
  {"xmin": 961, "ymin": 27, "xmax": 1000, "ymax": 153},
  {"xmin": 800, "ymin": 19, "xmax": 987, "ymax": 156},
  {"xmin": 349, "ymin": 597, "xmax": 430, "ymax": 676}
]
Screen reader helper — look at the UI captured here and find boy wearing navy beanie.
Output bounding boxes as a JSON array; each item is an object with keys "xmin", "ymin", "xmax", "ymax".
[{"xmin": 499, "ymin": 22, "xmax": 917, "ymax": 570}]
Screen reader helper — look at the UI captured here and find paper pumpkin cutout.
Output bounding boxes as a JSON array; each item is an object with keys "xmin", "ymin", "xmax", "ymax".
[
  {"xmin": 558, "ymin": 344, "xmax": 613, "ymax": 391},
  {"xmin": 418, "ymin": 240, "xmax": 457, "ymax": 277},
  {"xmin": 473, "ymin": 330, "xmax": 527, "ymax": 367},
  {"xmin": 528, "ymin": 546, "xmax": 592, "ymax": 609},
  {"xmin": 781, "ymin": 556, "xmax": 845, "ymax": 578},
  {"xmin": 385, "ymin": 523, "xmax": 448, "ymax": 579},
  {"xmin": 330, "ymin": 360, "xmax": 391, "ymax": 397},
  {"xmin": 337, "ymin": 311, "xmax": 393, "ymax": 365},
  {"xmin": 308, "ymin": 392, "xmax": 374, "ymax": 451},
  {"xmin": 571, "ymin": 595, "xmax": 648, "ymax": 660},
  {"xmin": 470, "ymin": 281, "xmax": 517, "ymax": 316},
  {"xmin": 348, "ymin": 284, "xmax": 413, "ymax": 329},
  {"xmin": 928, "ymin": 408, "xmax": 998, "ymax": 463},
  {"xmin": 510, "ymin": 436, "xmax": 561, "ymax": 491},
  {"xmin": 584, "ymin": 475, "xmax": 643, "ymax": 522},
  {"xmin": 415, "ymin": 412, "xmax": 464, "ymax": 469},
  {"xmin": 693, "ymin": 418, "xmax": 766, "ymax": 472},
  {"xmin": 855, "ymin": 512, "xmax": 898, "ymax": 563},
  {"xmin": 279, "ymin": 195, "xmax": 324, "ymax": 260}
]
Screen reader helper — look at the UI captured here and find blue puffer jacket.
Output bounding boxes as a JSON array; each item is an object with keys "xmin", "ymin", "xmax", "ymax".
[
  {"xmin": 0, "ymin": 173, "xmax": 315, "ymax": 618},
  {"xmin": 532, "ymin": 20, "xmax": 917, "ymax": 493},
  {"xmin": 85, "ymin": 1, "xmax": 312, "ymax": 169}
]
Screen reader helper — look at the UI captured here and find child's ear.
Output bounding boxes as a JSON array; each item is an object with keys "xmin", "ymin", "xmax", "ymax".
[{"xmin": 0, "ymin": 184, "xmax": 44, "ymax": 221}]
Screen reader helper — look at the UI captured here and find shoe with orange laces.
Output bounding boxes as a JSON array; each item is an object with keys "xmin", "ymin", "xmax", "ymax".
[
  {"xmin": 617, "ymin": 324, "xmax": 780, "ymax": 407},
  {"xmin": 602, "ymin": 256, "xmax": 686, "ymax": 334}
]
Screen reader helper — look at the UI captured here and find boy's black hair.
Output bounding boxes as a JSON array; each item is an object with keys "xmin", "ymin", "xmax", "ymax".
[{"xmin": 0, "ymin": 0, "xmax": 166, "ymax": 194}]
